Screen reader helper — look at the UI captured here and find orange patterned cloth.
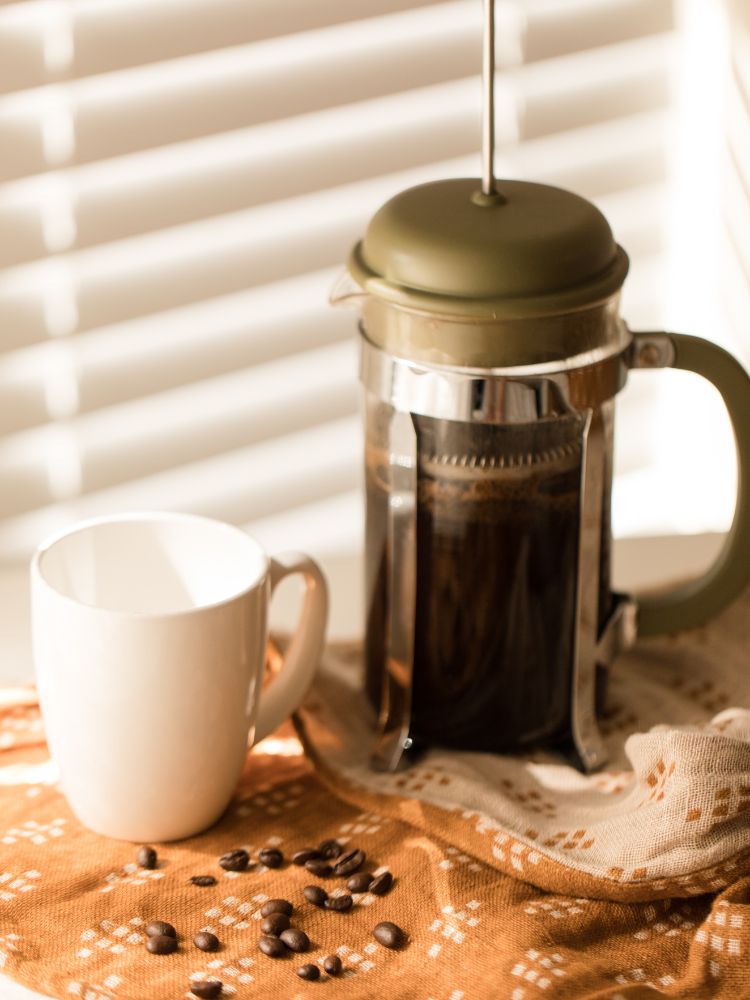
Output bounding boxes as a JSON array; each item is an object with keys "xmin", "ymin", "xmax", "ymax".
[{"xmin": 1, "ymin": 591, "xmax": 750, "ymax": 1000}]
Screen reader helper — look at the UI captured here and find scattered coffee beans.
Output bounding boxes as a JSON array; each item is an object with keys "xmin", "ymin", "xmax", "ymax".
[
  {"xmin": 303, "ymin": 885, "xmax": 328, "ymax": 907},
  {"xmin": 305, "ymin": 859, "xmax": 333, "ymax": 878},
  {"xmin": 258, "ymin": 935, "xmax": 287, "ymax": 958},
  {"xmin": 261, "ymin": 913, "xmax": 290, "ymax": 936},
  {"xmin": 333, "ymin": 849, "xmax": 366, "ymax": 877},
  {"xmin": 369, "ymin": 871, "xmax": 394, "ymax": 896},
  {"xmin": 218, "ymin": 849, "xmax": 249, "ymax": 872},
  {"xmin": 146, "ymin": 921, "xmax": 176, "ymax": 939},
  {"xmin": 190, "ymin": 979, "xmax": 222, "ymax": 999},
  {"xmin": 323, "ymin": 954, "xmax": 343, "ymax": 976},
  {"xmin": 258, "ymin": 847, "xmax": 283, "ymax": 869},
  {"xmin": 346, "ymin": 872, "xmax": 373, "ymax": 893},
  {"xmin": 260, "ymin": 898, "xmax": 293, "ymax": 918},
  {"xmin": 190, "ymin": 875, "xmax": 217, "ymax": 887},
  {"xmin": 194, "ymin": 931, "xmax": 220, "ymax": 953},
  {"xmin": 318, "ymin": 838, "xmax": 343, "ymax": 860},
  {"xmin": 292, "ymin": 848, "xmax": 321, "ymax": 866},
  {"xmin": 279, "ymin": 928, "xmax": 310, "ymax": 953},
  {"xmin": 297, "ymin": 963, "xmax": 320, "ymax": 981},
  {"xmin": 137, "ymin": 845, "xmax": 157, "ymax": 869},
  {"xmin": 325, "ymin": 894, "xmax": 353, "ymax": 913},
  {"xmin": 132, "ymin": 833, "xmax": 407, "ymax": 981},
  {"xmin": 146, "ymin": 934, "xmax": 177, "ymax": 955},
  {"xmin": 373, "ymin": 921, "xmax": 406, "ymax": 949}
]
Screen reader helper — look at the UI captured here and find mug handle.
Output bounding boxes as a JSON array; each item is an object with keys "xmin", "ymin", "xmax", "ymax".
[
  {"xmin": 253, "ymin": 551, "xmax": 328, "ymax": 743},
  {"xmin": 628, "ymin": 330, "xmax": 750, "ymax": 635}
]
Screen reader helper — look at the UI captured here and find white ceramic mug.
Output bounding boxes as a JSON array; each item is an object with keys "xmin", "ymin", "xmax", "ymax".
[{"xmin": 30, "ymin": 512, "xmax": 328, "ymax": 842}]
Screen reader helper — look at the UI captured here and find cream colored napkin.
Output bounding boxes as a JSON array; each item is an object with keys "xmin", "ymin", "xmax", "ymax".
[{"xmin": 299, "ymin": 587, "xmax": 750, "ymax": 900}]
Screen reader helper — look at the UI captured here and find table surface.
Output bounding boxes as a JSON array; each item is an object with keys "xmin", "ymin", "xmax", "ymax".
[{"xmin": 0, "ymin": 533, "xmax": 725, "ymax": 1000}]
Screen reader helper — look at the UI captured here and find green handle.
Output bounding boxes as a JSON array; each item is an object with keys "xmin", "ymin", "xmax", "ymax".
[{"xmin": 631, "ymin": 331, "xmax": 750, "ymax": 636}]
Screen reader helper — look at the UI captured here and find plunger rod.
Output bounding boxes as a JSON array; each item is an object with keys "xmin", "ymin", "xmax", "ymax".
[{"xmin": 481, "ymin": 0, "xmax": 496, "ymax": 196}]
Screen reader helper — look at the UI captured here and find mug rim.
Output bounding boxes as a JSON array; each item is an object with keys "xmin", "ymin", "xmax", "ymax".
[{"xmin": 31, "ymin": 510, "xmax": 269, "ymax": 619}]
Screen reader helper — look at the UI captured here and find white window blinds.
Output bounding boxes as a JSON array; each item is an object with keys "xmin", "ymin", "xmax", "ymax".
[{"xmin": 0, "ymin": 0, "xmax": 678, "ymax": 569}]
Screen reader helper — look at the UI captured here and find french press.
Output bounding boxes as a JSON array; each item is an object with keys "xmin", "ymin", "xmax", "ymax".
[{"xmin": 335, "ymin": 3, "xmax": 750, "ymax": 772}]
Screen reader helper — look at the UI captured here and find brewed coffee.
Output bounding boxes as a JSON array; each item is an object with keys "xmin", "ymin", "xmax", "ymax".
[{"xmin": 365, "ymin": 412, "xmax": 601, "ymax": 753}]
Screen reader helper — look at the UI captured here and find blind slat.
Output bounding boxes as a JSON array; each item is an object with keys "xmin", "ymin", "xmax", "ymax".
[
  {"xmin": 0, "ymin": 0, "xmax": 673, "ymax": 98},
  {"xmin": 0, "ymin": 414, "xmax": 361, "ymax": 562},
  {"xmin": 620, "ymin": 260, "xmax": 667, "ymax": 329},
  {"xmin": 510, "ymin": 108, "xmax": 668, "ymax": 197},
  {"xmin": 73, "ymin": 0, "xmax": 447, "ymax": 87},
  {"xmin": 725, "ymin": 155, "xmax": 750, "ymax": 280},
  {"xmin": 724, "ymin": 0, "xmax": 750, "ymax": 357},
  {"xmin": 524, "ymin": 0, "xmax": 672, "ymax": 63},
  {"xmin": 0, "ymin": 266, "xmax": 346, "ymax": 435},
  {"xmin": 723, "ymin": 231, "xmax": 750, "ymax": 367},
  {"xmin": 518, "ymin": 35, "xmax": 672, "ymax": 142},
  {"xmin": 0, "ymin": 338, "xmax": 358, "ymax": 517},
  {"xmin": 727, "ymin": 78, "xmax": 750, "ymax": 207},
  {"xmin": 0, "ymin": 0, "xmax": 458, "ymax": 97}
]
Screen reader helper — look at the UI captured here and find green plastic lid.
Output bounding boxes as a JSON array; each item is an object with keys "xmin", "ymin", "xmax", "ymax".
[{"xmin": 349, "ymin": 178, "xmax": 629, "ymax": 319}]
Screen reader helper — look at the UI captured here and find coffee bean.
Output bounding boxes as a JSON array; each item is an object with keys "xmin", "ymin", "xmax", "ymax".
[
  {"xmin": 369, "ymin": 871, "xmax": 394, "ymax": 896},
  {"xmin": 373, "ymin": 921, "xmax": 406, "ymax": 949},
  {"xmin": 258, "ymin": 935, "xmax": 287, "ymax": 958},
  {"xmin": 323, "ymin": 954, "xmax": 343, "ymax": 976},
  {"xmin": 190, "ymin": 875, "xmax": 217, "ymax": 887},
  {"xmin": 261, "ymin": 913, "xmax": 290, "ymax": 936},
  {"xmin": 303, "ymin": 885, "xmax": 328, "ymax": 907},
  {"xmin": 280, "ymin": 928, "xmax": 310, "ymax": 953},
  {"xmin": 292, "ymin": 848, "xmax": 321, "ymax": 866},
  {"xmin": 318, "ymin": 838, "xmax": 343, "ymax": 860},
  {"xmin": 146, "ymin": 934, "xmax": 177, "ymax": 955},
  {"xmin": 137, "ymin": 845, "xmax": 157, "ymax": 869},
  {"xmin": 218, "ymin": 849, "xmax": 249, "ymax": 872},
  {"xmin": 297, "ymin": 963, "xmax": 320, "ymax": 981},
  {"xmin": 325, "ymin": 894, "xmax": 353, "ymax": 913},
  {"xmin": 346, "ymin": 872, "xmax": 373, "ymax": 893},
  {"xmin": 194, "ymin": 931, "xmax": 220, "ymax": 952},
  {"xmin": 260, "ymin": 898, "xmax": 293, "ymax": 918},
  {"xmin": 333, "ymin": 849, "xmax": 366, "ymax": 877},
  {"xmin": 258, "ymin": 847, "xmax": 283, "ymax": 869},
  {"xmin": 305, "ymin": 859, "xmax": 333, "ymax": 878},
  {"xmin": 146, "ymin": 921, "xmax": 176, "ymax": 939},
  {"xmin": 323, "ymin": 955, "xmax": 342, "ymax": 976},
  {"xmin": 190, "ymin": 980, "xmax": 222, "ymax": 999}
]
